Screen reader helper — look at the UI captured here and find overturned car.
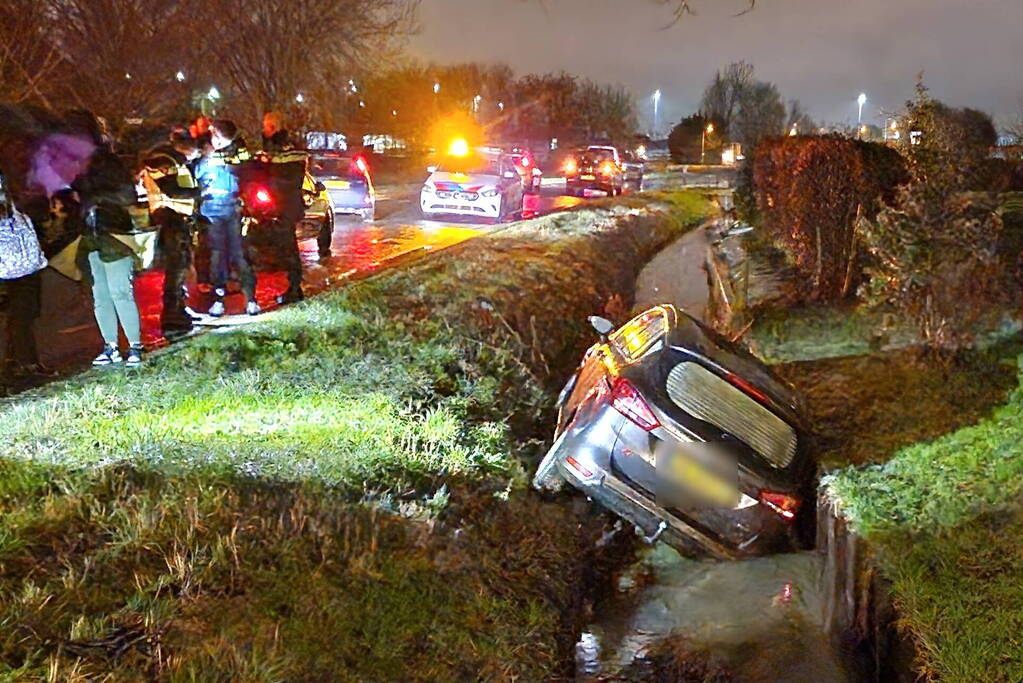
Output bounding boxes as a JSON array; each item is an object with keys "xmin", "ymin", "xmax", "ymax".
[{"xmin": 533, "ymin": 305, "xmax": 817, "ymax": 559}]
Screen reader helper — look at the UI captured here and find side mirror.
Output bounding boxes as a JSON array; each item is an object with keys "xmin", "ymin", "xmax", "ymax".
[
  {"xmin": 588, "ymin": 315, "xmax": 615, "ymax": 339},
  {"xmin": 426, "ymin": 165, "xmax": 437, "ymax": 173},
  {"xmin": 314, "ymin": 181, "xmax": 326, "ymax": 193}
]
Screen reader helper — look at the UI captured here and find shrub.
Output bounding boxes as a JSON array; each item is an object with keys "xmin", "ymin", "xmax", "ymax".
[
  {"xmin": 858, "ymin": 83, "xmax": 1010, "ymax": 350},
  {"xmin": 750, "ymin": 135, "xmax": 906, "ymax": 301}
]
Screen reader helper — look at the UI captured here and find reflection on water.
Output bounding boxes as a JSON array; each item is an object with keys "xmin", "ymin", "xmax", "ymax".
[{"xmin": 577, "ymin": 544, "xmax": 856, "ymax": 682}]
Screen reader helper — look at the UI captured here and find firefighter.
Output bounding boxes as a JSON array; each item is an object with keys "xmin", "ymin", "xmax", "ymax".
[
  {"xmin": 260, "ymin": 112, "xmax": 306, "ymax": 305},
  {"xmin": 140, "ymin": 129, "xmax": 200, "ymax": 336}
]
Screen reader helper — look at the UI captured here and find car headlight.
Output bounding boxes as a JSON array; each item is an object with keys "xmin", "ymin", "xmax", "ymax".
[{"xmin": 481, "ymin": 188, "xmax": 498, "ymax": 197}]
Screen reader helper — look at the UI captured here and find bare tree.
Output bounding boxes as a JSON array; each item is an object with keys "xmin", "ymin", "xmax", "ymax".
[
  {"xmin": 0, "ymin": 0, "xmax": 65, "ymax": 107},
  {"xmin": 733, "ymin": 81, "xmax": 785, "ymax": 147},
  {"xmin": 576, "ymin": 81, "xmax": 638, "ymax": 142},
  {"xmin": 700, "ymin": 61, "xmax": 753, "ymax": 134},
  {"xmin": 786, "ymin": 99, "xmax": 817, "ymax": 135},
  {"xmin": 199, "ymin": 0, "xmax": 419, "ymax": 129},
  {"xmin": 44, "ymin": 0, "xmax": 208, "ymax": 126}
]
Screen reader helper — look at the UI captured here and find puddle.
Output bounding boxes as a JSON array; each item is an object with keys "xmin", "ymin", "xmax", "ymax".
[{"xmin": 576, "ymin": 544, "xmax": 859, "ymax": 682}]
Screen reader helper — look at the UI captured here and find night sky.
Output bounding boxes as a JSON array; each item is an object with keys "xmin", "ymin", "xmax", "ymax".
[{"xmin": 411, "ymin": 0, "xmax": 1023, "ymax": 133}]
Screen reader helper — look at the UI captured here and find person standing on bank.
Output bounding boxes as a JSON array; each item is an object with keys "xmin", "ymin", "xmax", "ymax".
[
  {"xmin": 0, "ymin": 166, "xmax": 49, "ymax": 387},
  {"xmin": 194, "ymin": 119, "xmax": 260, "ymax": 317},
  {"xmin": 260, "ymin": 112, "xmax": 307, "ymax": 305},
  {"xmin": 70, "ymin": 114, "xmax": 146, "ymax": 368},
  {"xmin": 141, "ymin": 131, "xmax": 199, "ymax": 337}
]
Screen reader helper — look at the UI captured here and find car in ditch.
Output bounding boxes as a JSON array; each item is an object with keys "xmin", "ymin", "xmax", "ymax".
[{"xmin": 533, "ymin": 305, "xmax": 817, "ymax": 559}]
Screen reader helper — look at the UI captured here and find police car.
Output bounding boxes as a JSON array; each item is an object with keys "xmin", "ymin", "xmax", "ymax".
[{"xmin": 420, "ymin": 141, "xmax": 524, "ymax": 222}]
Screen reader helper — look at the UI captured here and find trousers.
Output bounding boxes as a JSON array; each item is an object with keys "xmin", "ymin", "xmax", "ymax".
[{"xmin": 87, "ymin": 251, "xmax": 141, "ymax": 346}]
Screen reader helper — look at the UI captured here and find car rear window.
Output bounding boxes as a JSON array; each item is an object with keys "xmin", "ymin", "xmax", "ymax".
[
  {"xmin": 310, "ymin": 157, "xmax": 355, "ymax": 179},
  {"xmin": 611, "ymin": 308, "xmax": 667, "ymax": 361},
  {"xmin": 665, "ymin": 362, "xmax": 798, "ymax": 469}
]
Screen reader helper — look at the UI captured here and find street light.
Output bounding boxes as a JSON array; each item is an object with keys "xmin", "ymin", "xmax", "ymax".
[
  {"xmin": 498, "ymin": 101, "xmax": 504, "ymax": 112},
  {"xmin": 208, "ymin": 86, "xmax": 220, "ymax": 100},
  {"xmin": 857, "ymin": 93, "xmax": 867, "ymax": 136},
  {"xmin": 175, "ymin": 71, "xmax": 186, "ymax": 82},
  {"xmin": 701, "ymin": 122, "xmax": 714, "ymax": 163},
  {"xmin": 295, "ymin": 93, "xmax": 305, "ymax": 104},
  {"xmin": 473, "ymin": 94, "xmax": 482, "ymax": 113},
  {"xmin": 433, "ymin": 82, "xmax": 441, "ymax": 95},
  {"xmin": 653, "ymin": 89, "xmax": 662, "ymax": 136},
  {"xmin": 789, "ymin": 123, "xmax": 799, "ymax": 136}
]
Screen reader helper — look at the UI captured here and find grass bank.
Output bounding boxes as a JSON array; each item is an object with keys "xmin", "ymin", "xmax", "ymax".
[
  {"xmin": 824, "ymin": 360, "xmax": 1023, "ymax": 681},
  {"xmin": 0, "ymin": 190, "xmax": 710, "ymax": 679},
  {"xmin": 748, "ymin": 298, "xmax": 1023, "ymax": 680}
]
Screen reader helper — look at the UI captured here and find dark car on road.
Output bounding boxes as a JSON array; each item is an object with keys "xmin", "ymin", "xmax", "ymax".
[
  {"xmin": 563, "ymin": 147, "xmax": 624, "ymax": 196},
  {"xmin": 309, "ymin": 153, "xmax": 375, "ymax": 221},
  {"xmin": 533, "ymin": 305, "xmax": 817, "ymax": 559}
]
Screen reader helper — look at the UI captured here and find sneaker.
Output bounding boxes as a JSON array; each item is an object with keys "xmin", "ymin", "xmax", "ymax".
[
  {"xmin": 125, "ymin": 345, "xmax": 144, "ymax": 368},
  {"xmin": 208, "ymin": 300, "xmax": 225, "ymax": 317},
  {"xmin": 92, "ymin": 344, "xmax": 122, "ymax": 366},
  {"xmin": 246, "ymin": 300, "xmax": 262, "ymax": 316}
]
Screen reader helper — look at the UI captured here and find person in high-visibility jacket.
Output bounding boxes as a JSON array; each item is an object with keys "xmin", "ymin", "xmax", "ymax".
[
  {"xmin": 259, "ymin": 112, "xmax": 307, "ymax": 305},
  {"xmin": 194, "ymin": 119, "xmax": 260, "ymax": 317},
  {"xmin": 140, "ymin": 131, "xmax": 200, "ymax": 336}
]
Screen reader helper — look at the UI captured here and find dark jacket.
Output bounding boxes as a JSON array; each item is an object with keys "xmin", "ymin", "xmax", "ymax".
[
  {"xmin": 74, "ymin": 147, "xmax": 136, "ymax": 236},
  {"xmin": 73, "ymin": 147, "xmax": 138, "ymax": 269},
  {"xmin": 260, "ymin": 130, "xmax": 307, "ymax": 223}
]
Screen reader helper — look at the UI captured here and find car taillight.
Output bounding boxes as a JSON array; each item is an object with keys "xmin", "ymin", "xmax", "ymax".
[
  {"xmin": 253, "ymin": 187, "xmax": 273, "ymax": 207},
  {"xmin": 601, "ymin": 162, "xmax": 614, "ymax": 176},
  {"xmin": 563, "ymin": 159, "xmax": 578, "ymax": 175},
  {"xmin": 610, "ymin": 378, "xmax": 660, "ymax": 431},
  {"xmin": 760, "ymin": 491, "xmax": 800, "ymax": 521}
]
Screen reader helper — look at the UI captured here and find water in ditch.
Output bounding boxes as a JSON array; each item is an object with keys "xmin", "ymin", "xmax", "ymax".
[{"xmin": 575, "ymin": 542, "xmax": 859, "ymax": 681}]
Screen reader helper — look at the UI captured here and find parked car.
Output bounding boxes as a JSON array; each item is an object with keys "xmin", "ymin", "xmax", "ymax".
[
  {"xmin": 533, "ymin": 305, "xmax": 817, "ymax": 559},
  {"xmin": 564, "ymin": 147, "xmax": 625, "ymax": 196},
  {"xmin": 420, "ymin": 148, "xmax": 524, "ymax": 221},
  {"xmin": 621, "ymin": 149, "xmax": 645, "ymax": 184},
  {"xmin": 308, "ymin": 153, "xmax": 375, "ymax": 221}
]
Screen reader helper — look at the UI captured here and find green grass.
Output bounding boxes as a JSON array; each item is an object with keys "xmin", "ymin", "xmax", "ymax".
[
  {"xmin": 0, "ymin": 190, "xmax": 711, "ymax": 679},
  {"xmin": 743, "ymin": 296, "xmax": 1023, "ymax": 679},
  {"xmin": 825, "ymin": 357, "xmax": 1023, "ymax": 681}
]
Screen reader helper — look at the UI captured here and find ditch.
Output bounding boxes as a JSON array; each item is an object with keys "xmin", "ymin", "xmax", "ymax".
[{"xmin": 565, "ymin": 220, "xmax": 1018, "ymax": 681}]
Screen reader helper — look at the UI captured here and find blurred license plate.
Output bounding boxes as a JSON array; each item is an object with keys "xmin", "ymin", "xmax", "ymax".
[
  {"xmin": 656, "ymin": 443, "xmax": 738, "ymax": 509},
  {"xmin": 327, "ymin": 181, "xmax": 350, "ymax": 189},
  {"xmin": 581, "ymin": 174, "xmax": 596, "ymax": 180}
]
